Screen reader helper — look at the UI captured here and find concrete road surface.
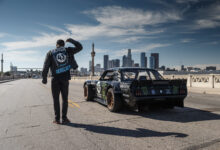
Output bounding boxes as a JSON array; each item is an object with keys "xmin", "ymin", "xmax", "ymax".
[{"xmin": 0, "ymin": 79, "xmax": 220, "ymax": 150}]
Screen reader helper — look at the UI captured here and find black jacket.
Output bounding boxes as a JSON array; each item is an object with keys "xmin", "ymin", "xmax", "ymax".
[{"xmin": 42, "ymin": 39, "xmax": 82, "ymax": 80}]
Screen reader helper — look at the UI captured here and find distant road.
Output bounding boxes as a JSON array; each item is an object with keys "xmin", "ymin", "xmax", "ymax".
[{"xmin": 0, "ymin": 79, "xmax": 220, "ymax": 150}]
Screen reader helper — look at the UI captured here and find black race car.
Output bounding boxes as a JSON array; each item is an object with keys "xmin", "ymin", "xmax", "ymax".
[{"xmin": 83, "ymin": 67, "xmax": 187, "ymax": 112}]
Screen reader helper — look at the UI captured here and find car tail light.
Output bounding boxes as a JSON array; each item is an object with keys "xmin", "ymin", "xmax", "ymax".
[
  {"xmin": 136, "ymin": 89, "xmax": 142, "ymax": 96},
  {"xmin": 180, "ymin": 89, "xmax": 186, "ymax": 94}
]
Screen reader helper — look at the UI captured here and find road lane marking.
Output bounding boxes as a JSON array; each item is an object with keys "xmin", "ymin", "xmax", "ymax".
[
  {"xmin": 68, "ymin": 103, "xmax": 75, "ymax": 108},
  {"xmin": 68, "ymin": 100, "xmax": 80, "ymax": 108}
]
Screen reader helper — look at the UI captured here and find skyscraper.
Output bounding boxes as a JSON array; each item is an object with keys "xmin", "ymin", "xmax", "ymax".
[
  {"xmin": 145, "ymin": 57, "xmax": 148, "ymax": 68},
  {"xmin": 122, "ymin": 55, "xmax": 127, "ymax": 67},
  {"xmin": 122, "ymin": 49, "xmax": 134, "ymax": 67},
  {"xmin": 104, "ymin": 55, "xmax": 109, "ymax": 70},
  {"xmin": 108, "ymin": 59, "xmax": 120, "ymax": 68},
  {"xmin": 108, "ymin": 60, "xmax": 113, "ymax": 69},
  {"xmin": 127, "ymin": 49, "xmax": 132, "ymax": 67},
  {"xmin": 114, "ymin": 59, "xmax": 120, "ymax": 67},
  {"xmin": 150, "ymin": 56, "xmax": 155, "ymax": 69},
  {"xmin": 151, "ymin": 53, "xmax": 159, "ymax": 69},
  {"xmin": 140, "ymin": 52, "xmax": 146, "ymax": 68}
]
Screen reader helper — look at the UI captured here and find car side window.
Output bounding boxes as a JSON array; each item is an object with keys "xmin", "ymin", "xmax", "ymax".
[
  {"xmin": 113, "ymin": 71, "xmax": 120, "ymax": 81},
  {"xmin": 102, "ymin": 71, "xmax": 115, "ymax": 81}
]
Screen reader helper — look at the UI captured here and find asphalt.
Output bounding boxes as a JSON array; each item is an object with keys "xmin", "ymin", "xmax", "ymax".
[{"xmin": 0, "ymin": 79, "xmax": 220, "ymax": 150}]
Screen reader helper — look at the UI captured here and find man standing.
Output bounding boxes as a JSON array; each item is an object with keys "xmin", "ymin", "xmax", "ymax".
[{"xmin": 42, "ymin": 38, "xmax": 82, "ymax": 124}]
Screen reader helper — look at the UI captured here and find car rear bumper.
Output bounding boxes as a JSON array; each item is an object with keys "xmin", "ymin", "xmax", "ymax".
[
  {"xmin": 123, "ymin": 94, "xmax": 187, "ymax": 107},
  {"xmin": 134, "ymin": 95, "xmax": 186, "ymax": 102}
]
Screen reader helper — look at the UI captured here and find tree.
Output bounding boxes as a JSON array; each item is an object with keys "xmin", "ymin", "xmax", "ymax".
[{"xmin": 4, "ymin": 72, "xmax": 11, "ymax": 76}]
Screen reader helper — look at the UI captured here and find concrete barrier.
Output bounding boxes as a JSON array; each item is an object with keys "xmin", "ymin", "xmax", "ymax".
[{"xmin": 71, "ymin": 76, "xmax": 100, "ymax": 82}]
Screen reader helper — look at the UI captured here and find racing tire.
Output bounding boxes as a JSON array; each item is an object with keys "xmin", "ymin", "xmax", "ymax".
[
  {"xmin": 106, "ymin": 88, "xmax": 122, "ymax": 112},
  {"xmin": 84, "ymin": 84, "xmax": 94, "ymax": 101}
]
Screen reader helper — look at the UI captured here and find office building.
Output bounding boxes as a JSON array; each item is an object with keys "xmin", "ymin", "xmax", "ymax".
[
  {"xmin": 145, "ymin": 57, "xmax": 148, "ymax": 68},
  {"xmin": 108, "ymin": 59, "xmax": 120, "ymax": 68},
  {"xmin": 95, "ymin": 64, "xmax": 101, "ymax": 72},
  {"xmin": 151, "ymin": 53, "xmax": 159, "ymax": 69},
  {"xmin": 206, "ymin": 66, "xmax": 216, "ymax": 71},
  {"xmin": 150, "ymin": 56, "xmax": 155, "ymax": 69},
  {"xmin": 140, "ymin": 52, "xmax": 148, "ymax": 68},
  {"xmin": 122, "ymin": 55, "xmax": 127, "ymax": 67},
  {"xmin": 122, "ymin": 49, "xmax": 133, "ymax": 67},
  {"xmin": 103, "ymin": 55, "xmax": 109, "ymax": 71}
]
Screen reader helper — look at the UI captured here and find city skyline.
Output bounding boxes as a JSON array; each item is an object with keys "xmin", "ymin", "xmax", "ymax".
[{"xmin": 0, "ymin": 0, "xmax": 220, "ymax": 71}]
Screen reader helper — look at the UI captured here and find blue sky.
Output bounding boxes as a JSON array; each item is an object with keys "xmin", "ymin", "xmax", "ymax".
[{"xmin": 0, "ymin": 0, "xmax": 220, "ymax": 71}]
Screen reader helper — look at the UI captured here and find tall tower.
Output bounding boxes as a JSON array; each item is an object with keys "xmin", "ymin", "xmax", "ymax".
[
  {"xmin": 127, "ymin": 49, "xmax": 132, "ymax": 67},
  {"xmin": 1, "ymin": 53, "xmax": 3, "ymax": 75},
  {"xmin": 91, "ymin": 43, "xmax": 95, "ymax": 76}
]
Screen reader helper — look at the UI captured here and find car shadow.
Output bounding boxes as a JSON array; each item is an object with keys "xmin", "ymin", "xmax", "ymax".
[
  {"xmin": 64, "ymin": 122, "xmax": 188, "ymax": 138},
  {"xmin": 118, "ymin": 106, "xmax": 220, "ymax": 123}
]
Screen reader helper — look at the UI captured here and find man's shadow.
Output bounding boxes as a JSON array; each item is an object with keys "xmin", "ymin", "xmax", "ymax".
[{"xmin": 64, "ymin": 123, "xmax": 188, "ymax": 138}]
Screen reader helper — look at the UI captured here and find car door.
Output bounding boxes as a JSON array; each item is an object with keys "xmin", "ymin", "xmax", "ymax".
[{"xmin": 96, "ymin": 70, "xmax": 115, "ymax": 100}]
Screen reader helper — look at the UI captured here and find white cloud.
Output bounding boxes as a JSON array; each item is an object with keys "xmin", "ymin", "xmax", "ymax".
[
  {"xmin": 189, "ymin": 2, "xmax": 220, "ymax": 30},
  {"xmin": 1, "ymin": 6, "xmax": 179, "ymax": 50},
  {"xmin": 5, "ymin": 50, "xmax": 41, "ymax": 63},
  {"xmin": 1, "ymin": 33, "xmax": 70, "ymax": 50},
  {"xmin": 95, "ymin": 48, "xmax": 111, "ymax": 53},
  {"xmin": 180, "ymin": 38, "xmax": 194, "ymax": 43},
  {"xmin": 85, "ymin": 6, "xmax": 181, "ymax": 27},
  {"xmin": 193, "ymin": 19, "xmax": 220, "ymax": 29}
]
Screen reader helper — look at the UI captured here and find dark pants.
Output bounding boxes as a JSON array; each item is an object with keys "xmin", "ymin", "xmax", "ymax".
[{"xmin": 51, "ymin": 78, "xmax": 69, "ymax": 121}]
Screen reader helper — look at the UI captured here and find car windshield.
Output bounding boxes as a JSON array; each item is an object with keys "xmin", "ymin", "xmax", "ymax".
[{"xmin": 121, "ymin": 69, "xmax": 164, "ymax": 81}]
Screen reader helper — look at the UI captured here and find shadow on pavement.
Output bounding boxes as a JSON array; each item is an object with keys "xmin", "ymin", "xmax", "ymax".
[
  {"xmin": 119, "ymin": 106, "xmax": 220, "ymax": 123},
  {"xmin": 65, "ymin": 123, "xmax": 188, "ymax": 138}
]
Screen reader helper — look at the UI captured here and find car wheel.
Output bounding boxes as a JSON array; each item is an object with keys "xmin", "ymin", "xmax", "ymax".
[
  {"xmin": 84, "ymin": 84, "xmax": 94, "ymax": 101},
  {"xmin": 106, "ymin": 88, "xmax": 122, "ymax": 112}
]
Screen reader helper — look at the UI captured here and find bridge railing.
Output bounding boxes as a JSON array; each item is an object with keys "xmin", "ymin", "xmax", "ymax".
[
  {"xmin": 163, "ymin": 74, "xmax": 220, "ymax": 89},
  {"xmin": 71, "ymin": 76, "xmax": 100, "ymax": 81}
]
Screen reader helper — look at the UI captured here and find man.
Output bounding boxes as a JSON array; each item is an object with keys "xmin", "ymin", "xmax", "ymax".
[{"xmin": 42, "ymin": 38, "xmax": 82, "ymax": 124}]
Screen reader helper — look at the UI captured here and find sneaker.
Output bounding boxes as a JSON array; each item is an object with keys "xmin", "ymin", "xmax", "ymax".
[
  {"xmin": 62, "ymin": 118, "xmax": 71, "ymax": 124},
  {"xmin": 53, "ymin": 120, "xmax": 61, "ymax": 124}
]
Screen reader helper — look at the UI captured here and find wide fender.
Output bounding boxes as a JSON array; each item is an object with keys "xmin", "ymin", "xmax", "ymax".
[
  {"xmin": 83, "ymin": 80, "xmax": 98, "ymax": 87},
  {"xmin": 105, "ymin": 82, "xmax": 122, "ymax": 95}
]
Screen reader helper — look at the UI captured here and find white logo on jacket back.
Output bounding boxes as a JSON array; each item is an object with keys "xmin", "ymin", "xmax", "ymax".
[{"xmin": 56, "ymin": 53, "xmax": 66, "ymax": 63}]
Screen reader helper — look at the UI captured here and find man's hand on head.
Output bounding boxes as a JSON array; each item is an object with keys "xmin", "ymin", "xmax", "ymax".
[
  {"xmin": 42, "ymin": 78, "xmax": 47, "ymax": 84},
  {"xmin": 66, "ymin": 38, "xmax": 75, "ymax": 43}
]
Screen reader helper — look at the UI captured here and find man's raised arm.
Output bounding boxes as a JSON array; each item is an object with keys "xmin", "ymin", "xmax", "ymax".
[{"xmin": 66, "ymin": 38, "xmax": 83, "ymax": 54}]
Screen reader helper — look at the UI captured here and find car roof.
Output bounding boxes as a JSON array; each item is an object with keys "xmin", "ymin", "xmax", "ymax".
[{"xmin": 106, "ymin": 67, "xmax": 156, "ymax": 72}]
